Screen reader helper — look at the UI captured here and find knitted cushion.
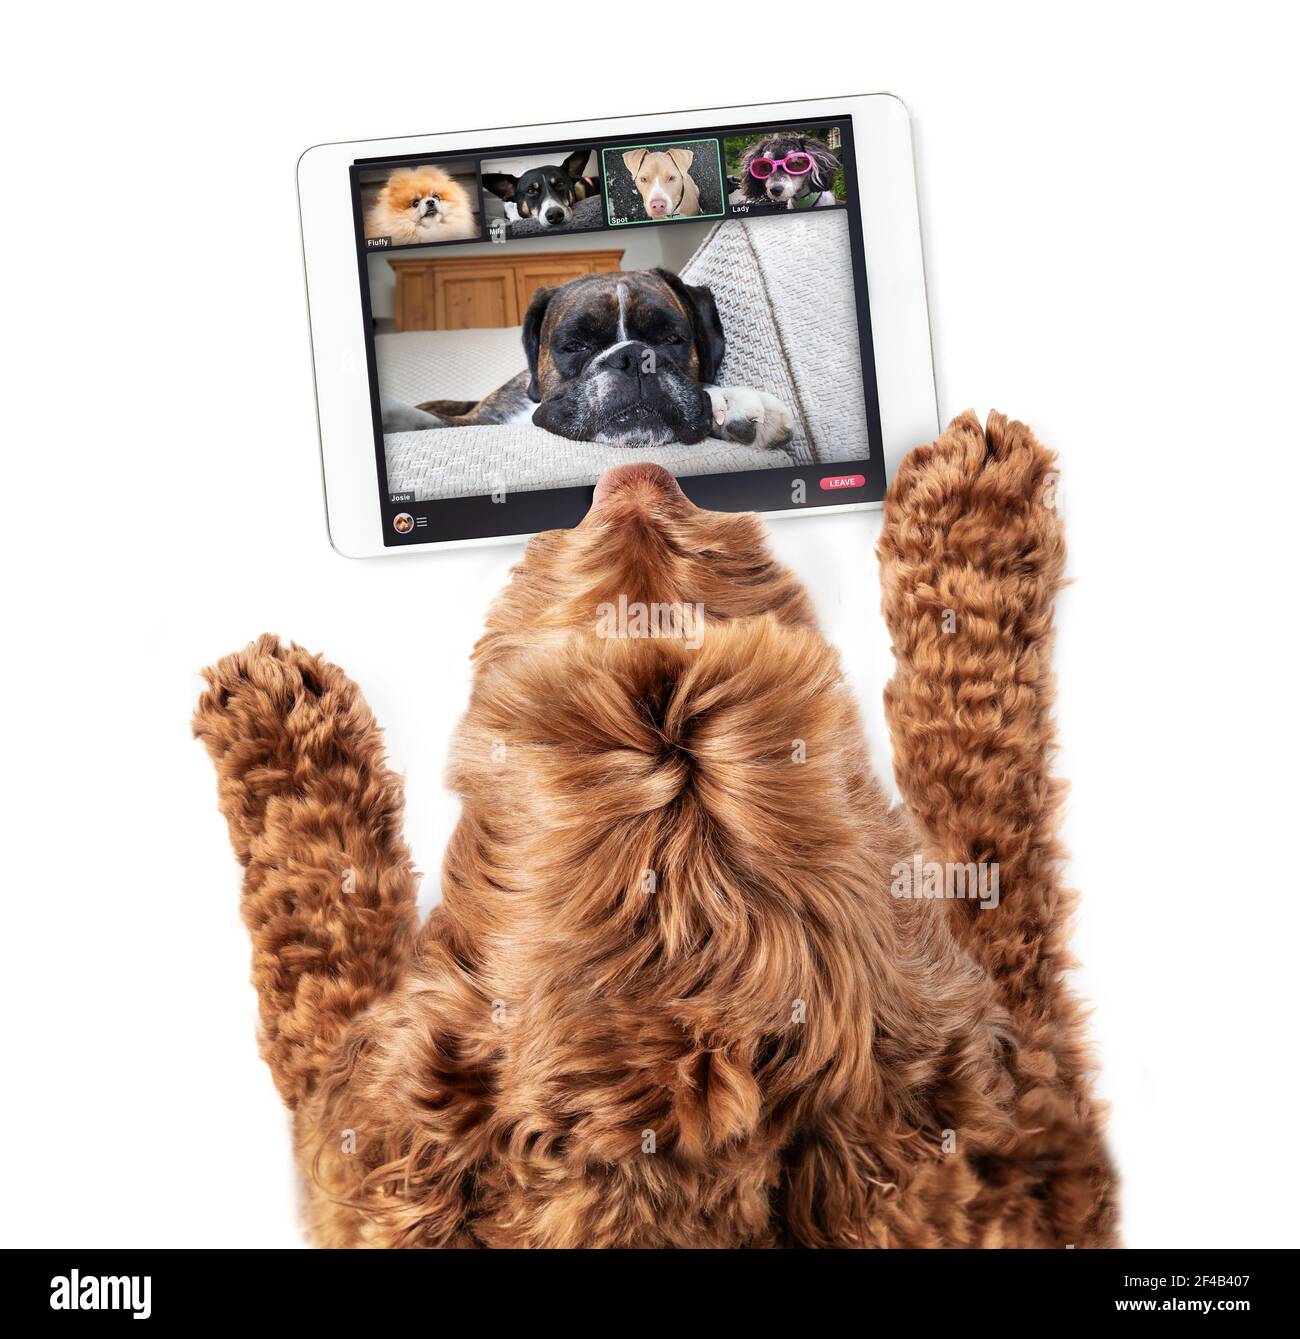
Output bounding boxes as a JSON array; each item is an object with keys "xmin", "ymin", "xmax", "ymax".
[{"xmin": 680, "ymin": 210, "xmax": 869, "ymax": 465}]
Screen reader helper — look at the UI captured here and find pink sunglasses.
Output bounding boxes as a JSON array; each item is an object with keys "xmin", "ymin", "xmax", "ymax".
[{"xmin": 748, "ymin": 151, "xmax": 815, "ymax": 179}]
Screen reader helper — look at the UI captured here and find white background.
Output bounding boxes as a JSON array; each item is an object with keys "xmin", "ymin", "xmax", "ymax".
[{"xmin": 3, "ymin": 3, "xmax": 1297, "ymax": 1249}]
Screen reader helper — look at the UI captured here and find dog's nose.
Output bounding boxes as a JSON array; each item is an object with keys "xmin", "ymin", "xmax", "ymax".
[
  {"xmin": 591, "ymin": 462, "xmax": 687, "ymax": 510},
  {"xmin": 600, "ymin": 341, "xmax": 659, "ymax": 381},
  {"xmin": 545, "ymin": 207, "xmax": 565, "ymax": 224},
  {"xmin": 768, "ymin": 182, "xmax": 785, "ymax": 196},
  {"xmin": 602, "ymin": 344, "xmax": 638, "ymax": 375}
]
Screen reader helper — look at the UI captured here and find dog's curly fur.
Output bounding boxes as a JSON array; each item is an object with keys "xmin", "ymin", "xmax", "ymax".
[{"xmin": 194, "ymin": 411, "xmax": 1116, "ymax": 1247}]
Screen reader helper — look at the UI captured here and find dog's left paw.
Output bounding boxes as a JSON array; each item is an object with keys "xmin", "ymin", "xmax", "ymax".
[{"xmin": 705, "ymin": 385, "xmax": 794, "ymax": 449}]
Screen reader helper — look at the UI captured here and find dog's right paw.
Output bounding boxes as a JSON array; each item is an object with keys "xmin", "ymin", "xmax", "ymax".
[
  {"xmin": 381, "ymin": 395, "xmax": 448, "ymax": 433},
  {"xmin": 881, "ymin": 410, "xmax": 1064, "ymax": 584},
  {"xmin": 706, "ymin": 385, "xmax": 794, "ymax": 449}
]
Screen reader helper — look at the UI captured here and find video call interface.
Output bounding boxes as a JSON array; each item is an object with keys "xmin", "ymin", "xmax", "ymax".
[{"xmin": 349, "ymin": 116, "xmax": 884, "ymax": 544}]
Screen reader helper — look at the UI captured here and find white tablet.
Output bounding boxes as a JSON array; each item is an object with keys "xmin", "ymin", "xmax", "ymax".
[{"xmin": 299, "ymin": 95, "xmax": 936, "ymax": 556}]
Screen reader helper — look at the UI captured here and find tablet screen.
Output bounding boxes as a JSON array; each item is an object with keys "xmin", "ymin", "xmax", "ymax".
[{"xmin": 349, "ymin": 115, "xmax": 883, "ymax": 545}]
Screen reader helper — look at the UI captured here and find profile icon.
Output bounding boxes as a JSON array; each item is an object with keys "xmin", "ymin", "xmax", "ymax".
[{"xmin": 393, "ymin": 512, "xmax": 414, "ymax": 534}]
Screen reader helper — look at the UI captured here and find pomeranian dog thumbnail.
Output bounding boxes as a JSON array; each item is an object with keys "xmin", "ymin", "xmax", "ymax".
[{"xmin": 366, "ymin": 165, "xmax": 477, "ymax": 244}]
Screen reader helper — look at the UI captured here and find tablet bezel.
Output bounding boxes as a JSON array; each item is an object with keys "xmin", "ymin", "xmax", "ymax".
[{"xmin": 298, "ymin": 94, "xmax": 936, "ymax": 558}]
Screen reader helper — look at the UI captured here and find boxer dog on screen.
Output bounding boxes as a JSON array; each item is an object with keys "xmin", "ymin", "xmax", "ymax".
[{"xmin": 381, "ymin": 268, "xmax": 793, "ymax": 451}]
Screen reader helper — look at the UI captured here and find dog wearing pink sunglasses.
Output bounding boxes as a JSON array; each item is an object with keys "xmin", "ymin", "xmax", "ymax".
[{"xmin": 731, "ymin": 132, "xmax": 841, "ymax": 210}]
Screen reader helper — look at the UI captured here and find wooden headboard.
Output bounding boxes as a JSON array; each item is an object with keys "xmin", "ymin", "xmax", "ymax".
[{"xmin": 388, "ymin": 248, "xmax": 625, "ymax": 332}]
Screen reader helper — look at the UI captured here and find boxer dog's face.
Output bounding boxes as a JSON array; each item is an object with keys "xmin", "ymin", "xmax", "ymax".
[{"xmin": 522, "ymin": 269, "xmax": 724, "ymax": 447}]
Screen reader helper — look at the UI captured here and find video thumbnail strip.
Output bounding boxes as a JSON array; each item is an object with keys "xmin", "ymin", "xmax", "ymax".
[{"xmin": 355, "ymin": 122, "xmax": 850, "ymax": 253}]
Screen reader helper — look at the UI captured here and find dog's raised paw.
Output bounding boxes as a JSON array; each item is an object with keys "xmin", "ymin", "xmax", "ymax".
[
  {"xmin": 193, "ymin": 636, "xmax": 364, "ymax": 781},
  {"xmin": 196, "ymin": 636, "xmax": 324, "ymax": 729},
  {"xmin": 880, "ymin": 410, "xmax": 1066, "ymax": 603},
  {"xmin": 706, "ymin": 385, "xmax": 794, "ymax": 449},
  {"xmin": 193, "ymin": 637, "xmax": 378, "ymax": 858}
]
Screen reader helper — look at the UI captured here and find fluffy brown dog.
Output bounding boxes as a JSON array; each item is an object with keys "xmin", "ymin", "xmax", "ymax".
[
  {"xmin": 365, "ymin": 165, "xmax": 477, "ymax": 244},
  {"xmin": 194, "ymin": 412, "xmax": 1116, "ymax": 1247}
]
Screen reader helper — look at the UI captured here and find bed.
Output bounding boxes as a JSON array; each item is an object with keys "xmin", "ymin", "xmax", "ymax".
[{"xmin": 377, "ymin": 210, "xmax": 868, "ymax": 501}]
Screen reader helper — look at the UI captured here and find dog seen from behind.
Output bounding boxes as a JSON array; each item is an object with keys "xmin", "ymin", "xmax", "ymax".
[{"xmin": 195, "ymin": 413, "xmax": 1117, "ymax": 1247}]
